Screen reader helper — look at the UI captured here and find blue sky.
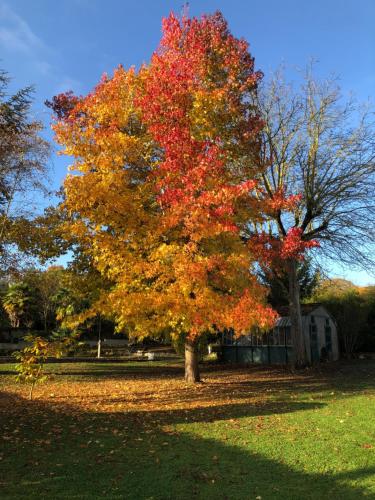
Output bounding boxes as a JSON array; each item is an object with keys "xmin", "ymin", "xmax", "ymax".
[{"xmin": 0, "ymin": 0, "xmax": 374, "ymax": 284}]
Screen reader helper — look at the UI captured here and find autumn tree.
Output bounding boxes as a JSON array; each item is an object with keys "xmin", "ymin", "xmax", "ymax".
[
  {"xmin": 50, "ymin": 12, "xmax": 276, "ymax": 382},
  {"xmin": 258, "ymin": 257, "xmax": 320, "ymax": 308},
  {"xmin": 312, "ymin": 280, "xmax": 375, "ymax": 356},
  {"xmin": 0, "ymin": 70, "xmax": 50, "ymax": 275},
  {"xmin": 251, "ymin": 67, "xmax": 375, "ymax": 366},
  {"xmin": 313, "ymin": 280, "xmax": 367, "ymax": 357},
  {"xmin": 23, "ymin": 266, "xmax": 65, "ymax": 333},
  {"xmin": 12, "ymin": 204, "xmax": 71, "ymax": 265},
  {"xmin": 3, "ymin": 282, "xmax": 37, "ymax": 329}
]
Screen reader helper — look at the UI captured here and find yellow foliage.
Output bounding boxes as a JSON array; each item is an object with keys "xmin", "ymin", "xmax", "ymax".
[{"xmin": 52, "ymin": 62, "xmax": 275, "ymax": 343}]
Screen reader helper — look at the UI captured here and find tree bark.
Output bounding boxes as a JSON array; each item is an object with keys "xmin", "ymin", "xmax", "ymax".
[
  {"xmin": 184, "ymin": 339, "xmax": 200, "ymax": 383},
  {"xmin": 287, "ymin": 259, "xmax": 307, "ymax": 368}
]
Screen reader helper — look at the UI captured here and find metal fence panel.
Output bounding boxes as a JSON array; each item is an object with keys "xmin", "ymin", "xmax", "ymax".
[{"xmin": 222, "ymin": 346, "xmax": 292, "ymax": 365}]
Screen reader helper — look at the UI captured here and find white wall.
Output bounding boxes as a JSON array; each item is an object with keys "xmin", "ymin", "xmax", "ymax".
[{"xmin": 303, "ymin": 306, "xmax": 339, "ymax": 362}]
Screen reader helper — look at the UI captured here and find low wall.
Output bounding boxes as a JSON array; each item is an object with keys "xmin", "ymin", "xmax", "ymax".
[{"xmin": 0, "ymin": 342, "xmax": 27, "ymax": 351}]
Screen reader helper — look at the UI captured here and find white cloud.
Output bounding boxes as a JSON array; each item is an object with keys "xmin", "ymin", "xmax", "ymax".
[
  {"xmin": 0, "ymin": 2, "xmax": 82, "ymax": 96},
  {"xmin": 34, "ymin": 59, "xmax": 53, "ymax": 75},
  {"xmin": 0, "ymin": 2, "xmax": 45, "ymax": 53},
  {"xmin": 54, "ymin": 76, "xmax": 83, "ymax": 95}
]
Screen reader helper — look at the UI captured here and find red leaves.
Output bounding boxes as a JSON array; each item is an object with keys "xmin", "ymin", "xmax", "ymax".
[
  {"xmin": 250, "ymin": 187, "xmax": 319, "ymax": 266},
  {"xmin": 45, "ymin": 91, "xmax": 80, "ymax": 120},
  {"xmin": 281, "ymin": 227, "xmax": 319, "ymax": 260},
  {"xmin": 229, "ymin": 288, "xmax": 279, "ymax": 334},
  {"xmin": 137, "ymin": 12, "xmax": 263, "ymax": 239},
  {"xmin": 266, "ymin": 189, "xmax": 302, "ymax": 215},
  {"xmin": 250, "ymin": 228, "xmax": 319, "ymax": 270}
]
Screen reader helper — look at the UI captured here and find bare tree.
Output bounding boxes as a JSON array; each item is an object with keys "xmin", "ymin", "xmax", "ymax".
[{"xmin": 252, "ymin": 66, "xmax": 375, "ymax": 366}]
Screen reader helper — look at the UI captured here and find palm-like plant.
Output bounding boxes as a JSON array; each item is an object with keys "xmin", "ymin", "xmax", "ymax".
[{"xmin": 3, "ymin": 282, "xmax": 36, "ymax": 329}]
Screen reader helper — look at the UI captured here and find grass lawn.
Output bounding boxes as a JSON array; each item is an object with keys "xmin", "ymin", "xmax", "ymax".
[{"xmin": 1, "ymin": 360, "xmax": 375, "ymax": 499}]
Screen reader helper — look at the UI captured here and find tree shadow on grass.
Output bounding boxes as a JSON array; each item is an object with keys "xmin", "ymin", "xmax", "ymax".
[
  {"xmin": 43, "ymin": 362, "xmax": 185, "ymax": 379},
  {"xmin": 3, "ymin": 358, "xmax": 375, "ymax": 394},
  {"xmin": 46, "ymin": 360, "xmax": 375, "ymax": 408},
  {"xmin": 0, "ymin": 391, "xmax": 374, "ymax": 499},
  {"xmin": 55, "ymin": 358, "xmax": 375, "ymax": 389},
  {"xmin": 53, "ymin": 367, "xmax": 184, "ymax": 379}
]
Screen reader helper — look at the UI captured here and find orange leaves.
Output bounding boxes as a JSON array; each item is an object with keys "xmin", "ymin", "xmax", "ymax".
[
  {"xmin": 53, "ymin": 67, "xmax": 153, "ymax": 176},
  {"xmin": 51, "ymin": 11, "xmax": 277, "ymax": 342},
  {"xmin": 229, "ymin": 289, "xmax": 279, "ymax": 334}
]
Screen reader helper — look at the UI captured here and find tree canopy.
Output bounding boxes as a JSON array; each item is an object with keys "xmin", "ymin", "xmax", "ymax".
[
  {"xmin": 255, "ymin": 67, "xmax": 375, "ymax": 269},
  {"xmin": 0, "ymin": 70, "xmax": 50, "ymax": 275},
  {"xmin": 248, "ymin": 67, "xmax": 375, "ymax": 366},
  {"xmin": 50, "ymin": 12, "xmax": 281, "ymax": 380}
]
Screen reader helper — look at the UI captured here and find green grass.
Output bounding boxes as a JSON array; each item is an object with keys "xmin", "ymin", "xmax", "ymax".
[{"xmin": 1, "ymin": 360, "xmax": 375, "ymax": 499}]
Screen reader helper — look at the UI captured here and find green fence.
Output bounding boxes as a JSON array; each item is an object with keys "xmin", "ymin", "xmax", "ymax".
[{"xmin": 222, "ymin": 345, "xmax": 294, "ymax": 365}]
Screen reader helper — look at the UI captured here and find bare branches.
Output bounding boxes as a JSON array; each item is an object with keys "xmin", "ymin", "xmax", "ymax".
[{"xmin": 257, "ymin": 66, "xmax": 375, "ymax": 271}]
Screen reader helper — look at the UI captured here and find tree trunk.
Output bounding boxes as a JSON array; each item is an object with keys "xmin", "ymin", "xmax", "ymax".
[
  {"xmin": 184, "ymin": 339, "xmax": 200, "ymax": 383},
  {"xmin": 287, "ymin": 259, "xmax": 307, "ymax": 368}
]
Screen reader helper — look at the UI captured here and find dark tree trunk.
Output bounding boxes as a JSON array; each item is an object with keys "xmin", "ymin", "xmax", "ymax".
[
  {"xmin": 184, "ymin": 339, "xmax": 200, "ymax": 383},
  {"xmin": 287, "ymin": 259, "xmax": 307, "ymax": 368}
]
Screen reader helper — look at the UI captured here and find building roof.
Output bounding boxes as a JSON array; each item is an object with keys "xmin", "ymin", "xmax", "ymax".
[
  {"xmin": 275, "ymin": 316, "xmax": 291, "ymax": 327},
  {"xmin": 276, "ymin": 303, "xmax": 324, "ymax": 317},
  {"xmin": 274, "ymin": 303, "xmax": 336, "ymax": 327}
]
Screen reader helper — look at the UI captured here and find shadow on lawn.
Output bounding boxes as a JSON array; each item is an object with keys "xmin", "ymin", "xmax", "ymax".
[
  {"xmin": 51, "ymin": 363, "xmax": 185, "ymax": 379},
  {"xmin": 3, "ymin": 357, "xmax": 375, "ymax": 394},
  {"xmin": 0, "ymin": 390, "xmax": 374, "ymax": 499},
  {"xmin": 0, "ymin": 360, "xmax": 185, "ymax": 378},
  {"xmin": 54, "ymin": 357, "xmax": 375, "ymax": 380},
  {"xmin": 47, "ymin": 360, "xmax": 375, "ymax": 408}
]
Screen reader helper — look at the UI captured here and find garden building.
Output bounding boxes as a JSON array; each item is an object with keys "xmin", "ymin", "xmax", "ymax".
[{"xmin": 222, "ymin": 303, "xmax": 339, "ymax": 365}]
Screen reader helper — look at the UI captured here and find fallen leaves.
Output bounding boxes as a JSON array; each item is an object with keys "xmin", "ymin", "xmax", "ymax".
[{"xmin": 0, "ymin": 365, "xmax": 316, "ymax": 424}]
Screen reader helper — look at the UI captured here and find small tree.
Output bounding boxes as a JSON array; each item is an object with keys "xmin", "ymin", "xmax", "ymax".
[
  {"xmin": 14, "ymin": 335, "xmax": 50, "ymax": 400},
  {"xmin": 14, "ymin": 332, "xmax": 77, "ymax": 400}
]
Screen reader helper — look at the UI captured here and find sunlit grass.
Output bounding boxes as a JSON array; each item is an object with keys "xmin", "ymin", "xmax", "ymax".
[{"xmin": 0, "ymin": 360, "xmax": 374, "ymax": 499}]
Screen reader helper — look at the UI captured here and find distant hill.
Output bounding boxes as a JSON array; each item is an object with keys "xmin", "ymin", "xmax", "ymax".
[
  {"xmin": 315, "ymin": 278, "xmax": 357, "ymax": 296},
  {"xmin": 315, "ymin": 279, "xmax": 375, "ymax": 298}
]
